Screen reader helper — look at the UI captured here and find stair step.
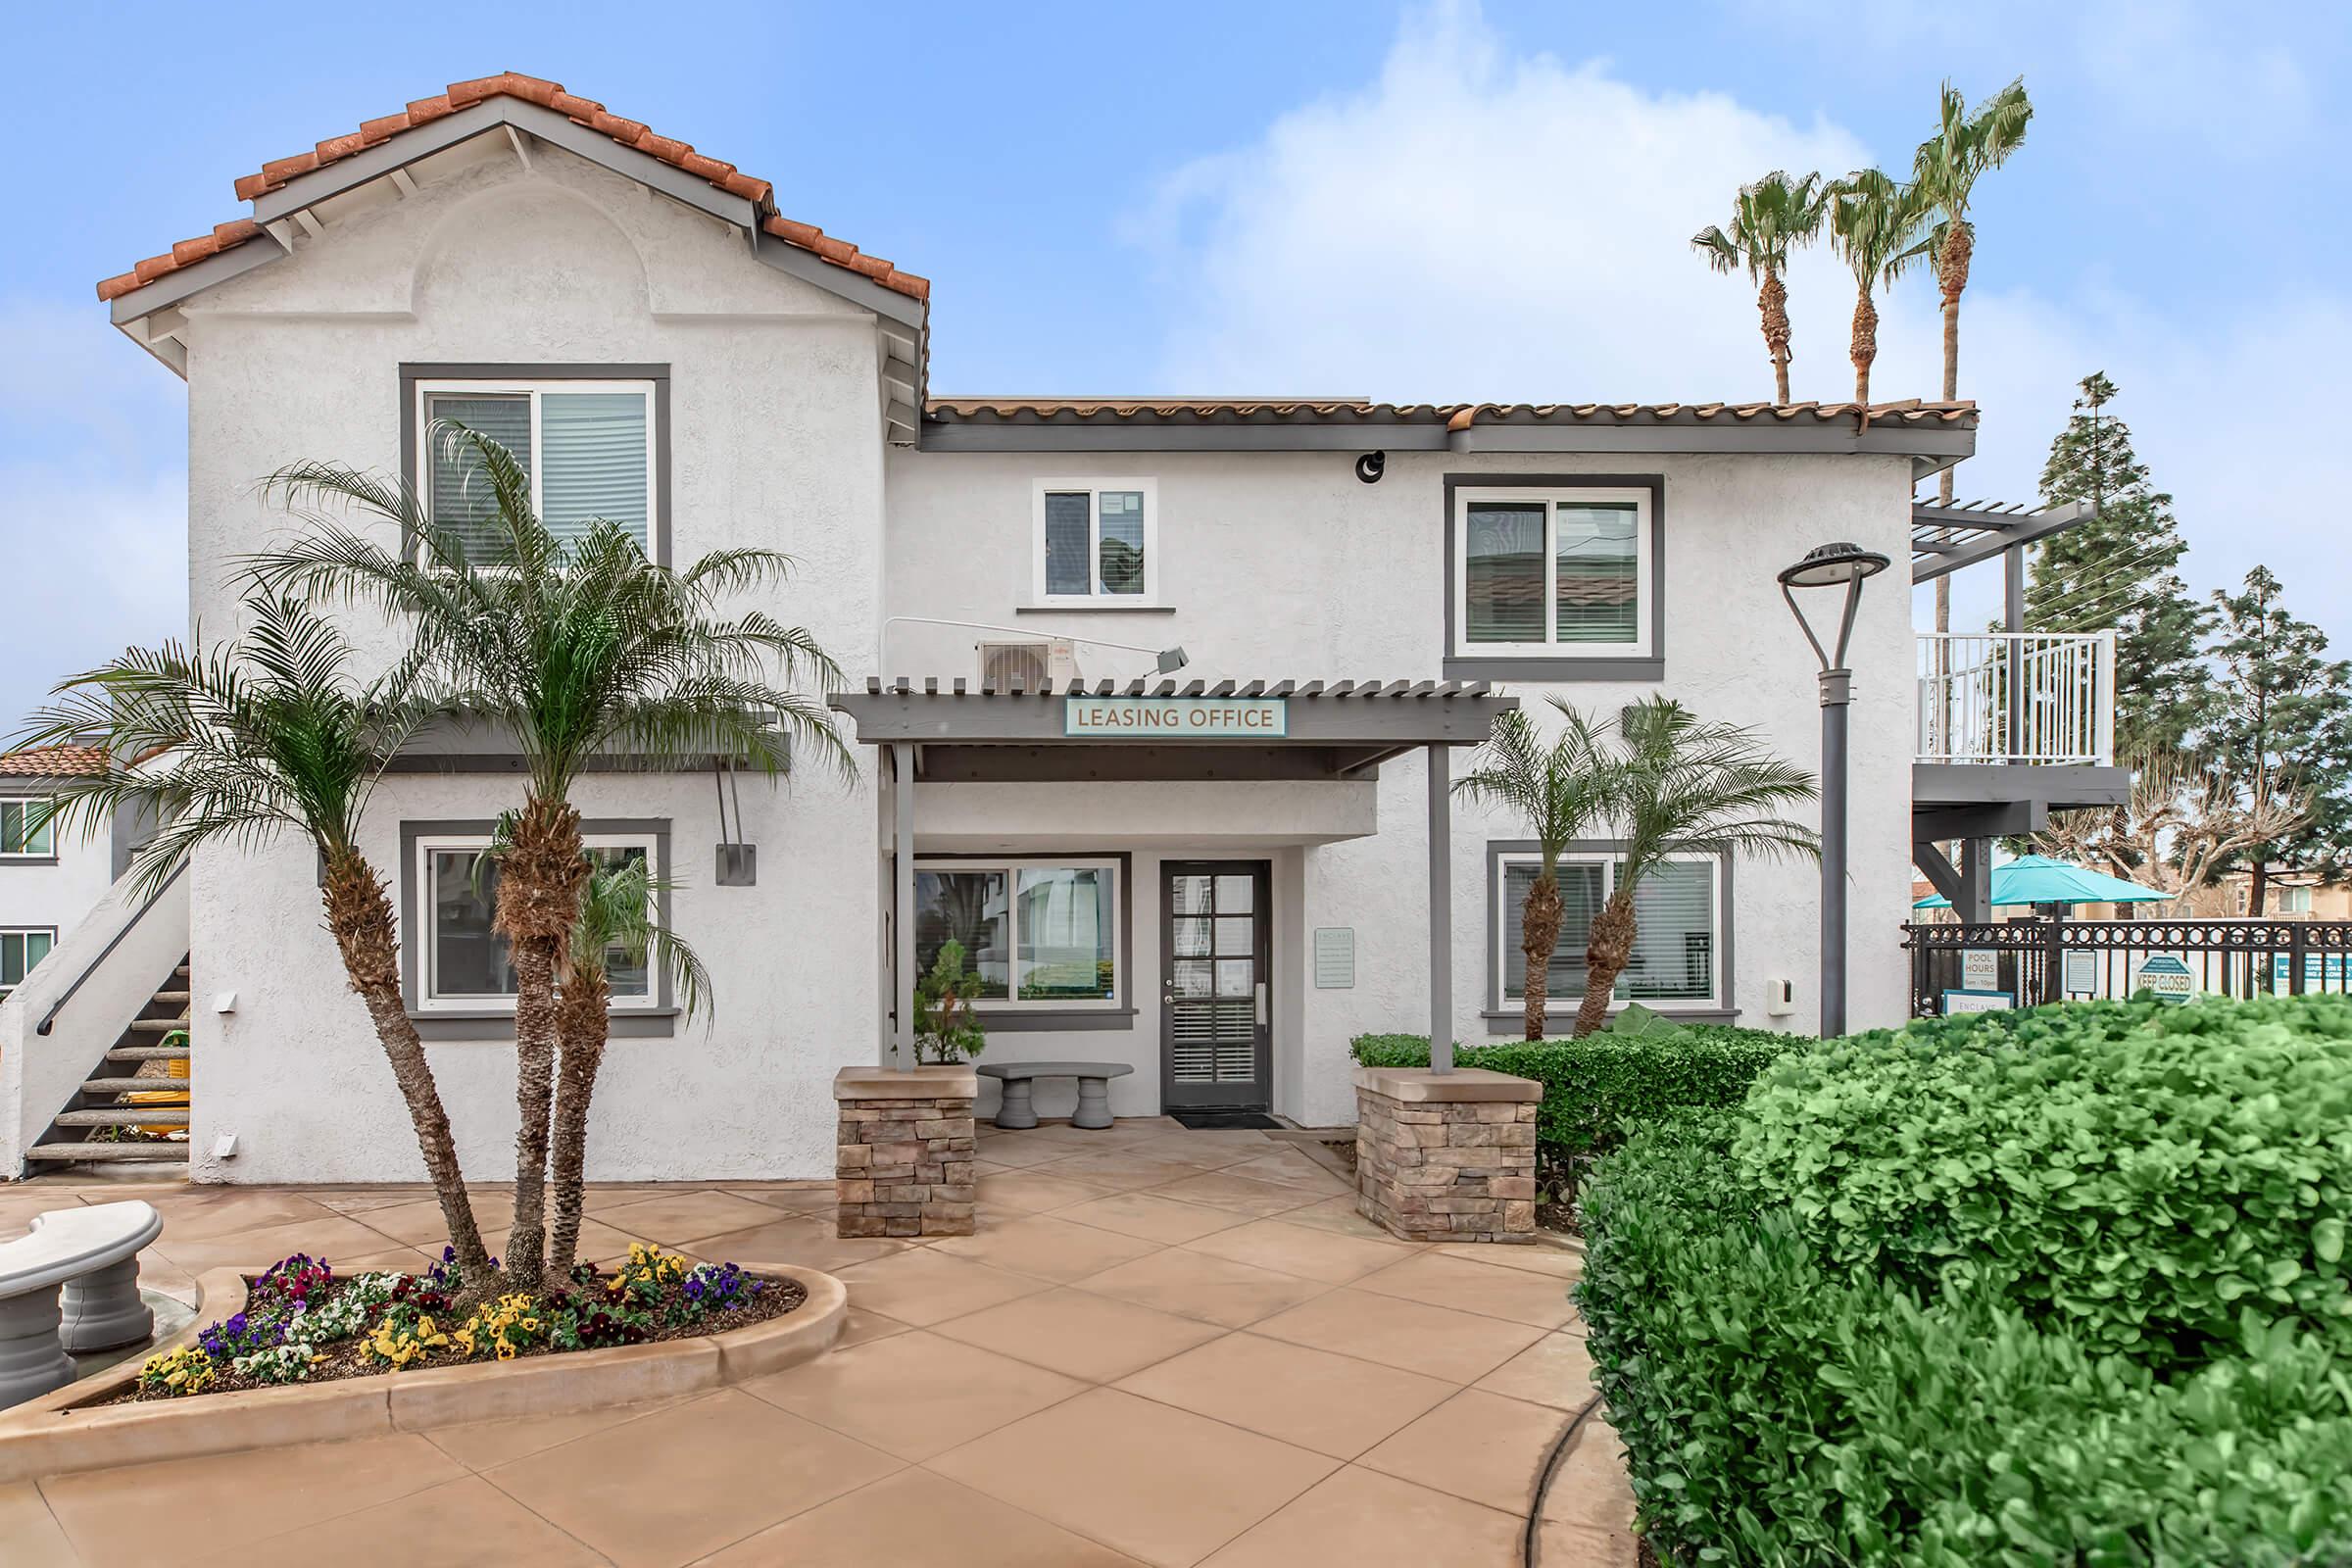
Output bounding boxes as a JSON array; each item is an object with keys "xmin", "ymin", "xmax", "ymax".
[
  {"xmin": 82, "ymin": 1077, "xmax": 192, "ymax": 1096},
  {"xmin": 107, "ymin": 1045, "xmax": 190, "ymax": 1062},
  {"xmin": 125, "ymin": 1019, "xmax": 189, "ymax": 1035},
  {"xmin": 55, "ymin": 1106, "xmax": 188, "ymax": 1128},
  {"xmin": 26, "ymin": 1142, "xmax": 188, "ymax": 1164},
  {"xmin": 149, "ymin": 992, "xmax": 191, "ymax": 1005}
]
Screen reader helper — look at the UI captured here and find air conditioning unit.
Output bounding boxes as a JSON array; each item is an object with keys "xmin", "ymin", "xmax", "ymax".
[{"xmin": 977, "ymin": 639, "xmax": 1079, "ymax": 691}]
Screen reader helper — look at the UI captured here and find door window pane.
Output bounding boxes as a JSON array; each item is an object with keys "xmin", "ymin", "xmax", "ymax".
[
  {"xmin": 1555, "ymin": 503, "xmax": 1640, "ymax": 645},
  {"xmin": 1172, "ymin": 958, "xmax": 1213, "ymax": 998},
  {"xmin": 1171, "ymin": 874, "xmax": 1213, "ymax": 915},
  {"xmin": 1016, "ymin": 867, "xmax": 1113, "ymax": 1001},
  {"xmin": 424, "ymin": 394, "xmax": 531, "ymax": 562},
  {"xmin": 1213, "ymin": 874, "xmax": 1252, "ymax": 912},
  {"xmin": 1215, "ymin": 958, "xmax": 1254, "ymax": 997},
  {"xmin": 1623, "ymin": 861, "xmax": 1714, "ymax": 1001},
  {"xmin": 1464, "ymin": 503, "xmax": 1546, "ymax": 643},
  {"xmin": 1043, "ymin": 493, "xmax": 1092, "ymax": 595},
  {"xmin": 1214, "ymin": 917, "xmax": 1253, "ymax": 956},
  {"xmin": 540, "ymin": 392, "xmax": 650, "ymax": 550},
  {"xmin": 1173, "ymin": 916, "xmax": 1211, "ymax": 957},
  {"xmin": 1098, "ymin": 491, "xmax": 1146, "ymax": 595},
  {"xmin": 915, "ymin": 870, "xmax": 1011, "ymax": 998}
]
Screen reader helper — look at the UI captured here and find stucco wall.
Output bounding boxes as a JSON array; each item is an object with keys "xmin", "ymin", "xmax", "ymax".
[
  {"xmin": 176, "ymin": 142, "xmax": 883, "ymax": 1183},
  {"xmin": 885, "ymin": 447, "xmax": 1918, "ymax": 1126}
]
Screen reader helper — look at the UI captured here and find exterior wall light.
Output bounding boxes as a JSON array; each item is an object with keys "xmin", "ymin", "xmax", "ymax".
[{"xmin": 1778, "ymin": 541, "xmax": 1890, "ymax": 1039}]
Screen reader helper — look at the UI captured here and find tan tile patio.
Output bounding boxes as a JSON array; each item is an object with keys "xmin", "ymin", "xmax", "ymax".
[{"xmin": 2, "ymin": 1121, "xmax": 1633, "ymax": 1566}]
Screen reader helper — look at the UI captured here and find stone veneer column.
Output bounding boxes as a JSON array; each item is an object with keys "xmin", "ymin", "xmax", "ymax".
[
  {"xmin": 832, "ymin": 1065, "xmax": 979, "ymax": 1238},
  {"xmin": 1354, "ymin": 1066, "xmax": 1541, "ymax": 1244}
]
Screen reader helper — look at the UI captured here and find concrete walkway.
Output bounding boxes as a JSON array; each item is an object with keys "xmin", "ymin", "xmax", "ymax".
[{"xmin": 0, "ymin": 1119, "xmax": 1633, "ymax": 1567}]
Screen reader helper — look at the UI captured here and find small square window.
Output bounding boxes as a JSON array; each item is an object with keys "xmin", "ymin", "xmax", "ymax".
[
  {"xmin": 1034, "ymin": 480, "xmax": 1157, "ymax": 603},
  {"xmin": 0, "ymin": 800, "xmax": 55, "ymax": 858},
  {"xmin": 0, "ymin": 928, "xmax": 55, "ymax": 1001}
]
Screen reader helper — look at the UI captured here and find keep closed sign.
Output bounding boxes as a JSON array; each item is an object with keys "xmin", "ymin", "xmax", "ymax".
[{"xmin": 1064, "ymin": 696, "xmax": 1289, "ymax": 738}]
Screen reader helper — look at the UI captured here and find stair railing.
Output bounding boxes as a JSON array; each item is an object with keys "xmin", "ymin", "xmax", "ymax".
[{"xmin": 37, "ymin": 862, "xmax": 188, "ymax": 1037}]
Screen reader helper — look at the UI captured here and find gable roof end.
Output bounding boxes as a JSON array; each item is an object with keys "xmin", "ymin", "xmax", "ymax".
[{"xmin": 95, "ymin": 73, "xmax": 929, "ymax": 308}]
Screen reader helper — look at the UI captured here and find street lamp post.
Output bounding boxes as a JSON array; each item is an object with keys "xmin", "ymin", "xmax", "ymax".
[{"xmin": 1778, "ymin": 542, "xmax": 1891, "ymax": 1039}]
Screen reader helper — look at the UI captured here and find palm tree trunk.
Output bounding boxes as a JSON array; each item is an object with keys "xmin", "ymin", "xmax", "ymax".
[
  {"xmin": 497, "ymin": 795, "xmax": 588, "ymax": 1296},
  {"xmin": 1573, "ymin": 891, "xmax": 1638, "ymax": 1038},
  {"xmin": 545, "ymin": 962, "xmax": 611, "ymax": 1280},
  {"xmin": 1759, "ymin": 270, "xmax": 1792, "ymax": 407},
  {"xmin": 1850, "ymin": 288, "xmax": 1877, "ymax": 410},
  {"xmin": 1520, "ymin": 871, "xmax": 1562, "ymax": 1041},
  {"xmin": 1933, "ymin": 222, "xmax": 1972, "ymax": 634},
  {"xmin": 320, "ymin": 849, "xmax": 493, "ymax": 1283}
]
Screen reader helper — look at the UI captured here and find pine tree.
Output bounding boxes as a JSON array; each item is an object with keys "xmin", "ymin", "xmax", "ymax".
[
  {"xmin": 2202, "ymin": 567, "xmax": 2352, "ymax": 910},
  {"xmin": 2027, "ymin": 372, "xmax": 2212, "ymax": 756}
]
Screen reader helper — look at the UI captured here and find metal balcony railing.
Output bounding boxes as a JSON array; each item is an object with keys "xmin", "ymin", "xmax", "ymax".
[{"xmin": 1916, "ymin": 631, "xmax": 2115, "ymax": 766}]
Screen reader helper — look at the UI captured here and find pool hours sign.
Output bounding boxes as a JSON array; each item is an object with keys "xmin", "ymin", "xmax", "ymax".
[{"xmin": 1064, "ymin": 696, "xmax": 1288, "ymax": 738}]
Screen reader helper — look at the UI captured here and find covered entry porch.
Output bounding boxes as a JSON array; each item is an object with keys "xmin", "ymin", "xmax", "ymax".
[{"xmin": 828, "ymin": 677, "xmax": 1519, "ymax": 1120}]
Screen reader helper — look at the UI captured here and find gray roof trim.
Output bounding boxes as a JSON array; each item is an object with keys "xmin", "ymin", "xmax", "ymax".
[
  {"xmin": 832, "ymin": 676, "xmax": 1514, "ymax": 747},
  {"xmin": 107, "ymin": 239, "xmax": 281, "ymax": 326},
  {"xmin": 750, "ymin": 226, "xmax": 929, "ymax": 330}
]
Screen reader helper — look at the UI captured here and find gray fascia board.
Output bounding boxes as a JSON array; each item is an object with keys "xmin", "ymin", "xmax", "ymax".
[
  {"xmin": 107, "ymin": 239, "xmax": 283, "ymax": 325},
  {"xmin": 750, "ymin": 227, "xmax": 928, "ymax": 329},
  {"xmin": 1912, "ymin": 762, "xmax": 2131, "ymax": 810},
  {"xmin": 832, "ymin": 691, "xmax": 1514, "ymax": 746},
  {"xmin": 248, "ymin": 99, "xmax": 514, "ymax": 224},
  {"xmin": 505, "ymin": 102, "xmax": 758, "ymax": 228},
  {"xmin": 1451, "ymin": 422, "xmax": 1977, "ymax": 462}
]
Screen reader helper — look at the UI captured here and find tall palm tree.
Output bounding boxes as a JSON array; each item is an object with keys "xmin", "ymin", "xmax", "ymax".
[
  {"xmin": 1915, "ymin": 77, "xmax": 2033, "ymax": 630},
  {"xmin": 1452, "ymin": 702, "xmax": 1614, "ymax": 1039},
  {"xmin": 13, "ymin": 596, "xmax": 494, "ymax": 1280},
  {"xmin": 1573, "ymin": 699, "xmax": 1820, "ymax": 1038},
  {"xmin": 248, "ymin": 426, "xmax": 851, "ymax": 1292},
  {"xmin": 547, "ymin": 855, "xmax": 710, "ymax": 1277},
  {"xmin": 1828, "ymin": 169, "xmax": 1935, "ymax": 410},
  {"xmin": 1691, "ymin": 171, "xmax": 1833, "ymax": 407}
]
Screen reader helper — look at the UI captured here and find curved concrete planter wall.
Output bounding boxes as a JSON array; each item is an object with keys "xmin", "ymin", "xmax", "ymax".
[{"xmin": 0, "ymin": 1260, "xmax": 845, "ymax": 1484}]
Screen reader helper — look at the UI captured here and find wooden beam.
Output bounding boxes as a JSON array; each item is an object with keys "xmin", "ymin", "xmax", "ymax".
[
  {"xmin": 293, "ymin": 209, "xmax": 325, "ymax": 239},
  {"xmin": 504, "ymin": 124, "xmax": 532, "ymax": 172}
]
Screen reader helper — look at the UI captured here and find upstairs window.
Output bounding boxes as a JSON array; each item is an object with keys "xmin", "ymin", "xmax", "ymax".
[
  {"xmin": 416, "ymin": 379, "xmax": 657, "ymax": 561},
  {"xmin": 1454, "ymin": 487, "xmax": 1652, "ymax": 659},
  {"xmin": 0, "ymin": 928, "xmax": 54, "ymax": 1001},
  {"xmin": 1, "ymin": 798, "xmax": 55, "ymax": 858},
  {"xmin": 1034, "ymin": 479, "xmax": 1156, "ymax": 603}
]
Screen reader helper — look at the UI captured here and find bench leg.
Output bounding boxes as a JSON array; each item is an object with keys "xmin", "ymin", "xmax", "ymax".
[
  {"xmin": 61, "ymin": 1256, "xmax": 153, "ymax": 1353},
  {"xmin": 1073, "ymin": 1076, "xmax": 1114, "ymax": 1130},
  {"xmin": 0, "ymin": 1286, "xmax": 76, "ymax": 1410},
  {"xmin": 994, "ymin": 1077, "xmax": 1038, "ymax": 1130}
]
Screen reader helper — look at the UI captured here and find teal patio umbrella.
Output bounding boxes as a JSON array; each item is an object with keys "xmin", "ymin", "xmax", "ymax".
[{"xmin": 1913, "ymin": 855, "xmax": 2174, "ymax": 909}]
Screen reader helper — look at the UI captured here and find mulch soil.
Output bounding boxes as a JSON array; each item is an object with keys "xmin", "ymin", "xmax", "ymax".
[{"xmin": 104, "ymin": 1268, "xmax": 804, "ymax": 1404}]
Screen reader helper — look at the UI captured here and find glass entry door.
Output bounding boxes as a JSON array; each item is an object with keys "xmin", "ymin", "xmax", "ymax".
[{"xmin": 1162, "ymin": 861, "xmax": 1271, "ymax": 1109}]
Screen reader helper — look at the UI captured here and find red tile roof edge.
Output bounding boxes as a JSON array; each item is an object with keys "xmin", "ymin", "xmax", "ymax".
[
  {"xmin": 97, "ymin": 73, "xmax": 927, "ymax": 307},
  {"xmin": 927, "ymin": 398, "xmax": 1978, "ymax": 424},
  {"xmin": 0, "ymin": 745, "xmax": 110, "ymax": 778}
]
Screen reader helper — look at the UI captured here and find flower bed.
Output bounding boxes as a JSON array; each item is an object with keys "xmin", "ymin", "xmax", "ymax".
[{"xmin": 118, "ymin": 1244, "xmax": 801, "ymax": 1403}]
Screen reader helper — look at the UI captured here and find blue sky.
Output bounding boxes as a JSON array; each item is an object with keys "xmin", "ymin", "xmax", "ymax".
[{"xmin": 3, "ymin": 0, "xmax": 2345, "ymax": 728}]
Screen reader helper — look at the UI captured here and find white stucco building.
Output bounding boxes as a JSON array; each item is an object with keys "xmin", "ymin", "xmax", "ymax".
[{"xmin": 8, "ymin": 74, "xmax": 2120, "ymax": 1184}]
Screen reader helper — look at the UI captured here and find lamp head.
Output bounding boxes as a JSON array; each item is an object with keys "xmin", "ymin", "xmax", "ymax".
[
  {"xmin": 1155, "ymin": 646, "xmax": 1191, "ymax": 674},
  {"xmin": 1778, "ymin": 542, "xmax": 1891, "ymax": 589}
]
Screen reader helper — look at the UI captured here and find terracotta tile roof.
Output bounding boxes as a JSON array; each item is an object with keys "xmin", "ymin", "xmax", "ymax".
[
  {"xmin": 0, "ymin": 745, "xmax": 108, "ymax": 778},
  {"xmin": 98, "ymin": 73, "xmax": 927, "ymax": 307},
  {"xmin": 928, "ymin": 398, "xmax": 1974, "ymax": 425}
]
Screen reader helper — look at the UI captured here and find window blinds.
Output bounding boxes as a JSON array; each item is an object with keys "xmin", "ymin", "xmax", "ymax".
[{"xmin": 540, "ymin": 393, "xmax": 650, "ymax": 549}]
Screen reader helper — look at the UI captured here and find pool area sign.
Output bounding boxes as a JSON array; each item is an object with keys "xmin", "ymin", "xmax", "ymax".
[
  {"xmin": 1065, "ymin": 695, "xmax": 1288, "ymax": 738},
  {"xmin": 2133, "ymin": 953, "xmax": 2196, "ymax": 1004}
]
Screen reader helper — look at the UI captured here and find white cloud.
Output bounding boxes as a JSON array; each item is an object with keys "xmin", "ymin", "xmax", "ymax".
[
  {"xmin": 1127, "ymin": 0, "xmax": 2352, "ymax": 647},
  {"xmin": 0, "ymin": 301, "xmax": 187, "ymax": 734}
]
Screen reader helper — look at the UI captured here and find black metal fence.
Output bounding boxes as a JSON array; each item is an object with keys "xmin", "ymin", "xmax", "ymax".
[{"xmin": 1902, "ymin": 918, "xmax": 2352, "ymax": 1018}]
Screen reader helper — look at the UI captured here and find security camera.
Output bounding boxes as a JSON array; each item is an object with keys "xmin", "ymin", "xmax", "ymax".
[{"xmin": 1353, "ymin": 451, "xmax": 1387, "ymax": 484}]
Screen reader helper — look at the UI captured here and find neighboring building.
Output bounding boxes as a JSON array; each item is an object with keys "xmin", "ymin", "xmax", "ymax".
[
  {"xmin": 0, "ymin": 747, "xmax": 134, "ymax": 1003},
  {"xmin": 17, "ymin": 74, "xmax": 2119, "ymax": 1183},
  {"xmin": 2207, "ymin": 867, "xmax": 2352, "ymax": 920}
]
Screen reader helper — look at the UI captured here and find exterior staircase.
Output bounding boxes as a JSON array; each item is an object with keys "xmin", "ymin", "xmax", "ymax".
[{"xmin": 24, "ymin": 957, "xmax": 191, "ymax": 1177}]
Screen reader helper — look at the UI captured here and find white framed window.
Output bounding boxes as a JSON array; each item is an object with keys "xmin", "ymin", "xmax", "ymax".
[
  {"xmin": 912, "ymin": 858, "xmax": 1119, "ymax": 1009},
  {"xmin": 1454, "ymin": 486, "xmax": 1651, "ymax": 658},
  {"xmin": 1494, "ymin": 852, "xmax": 1721, "ymax": 1009},
  {"xmin": 1032, "ymin": 479, "xmax": 1157, "ymax": 604},
  {"xmin": 0, "ymin": 928, "xmax": 55, "ymax": 1001},
  {"xmin": 0, "ymin": 798, "xmax": 56, "ymax": 858},
  {"xmin": 413, "ymin": 833, "xmax": 661, "ymax": 1012},
  {"xmin": 414, "ymin": 378, "xmax": 658, "ymax": 560},
  {"xmin": 2280, "ymin": 884, "xmax": 2315, "ymax": 914}
]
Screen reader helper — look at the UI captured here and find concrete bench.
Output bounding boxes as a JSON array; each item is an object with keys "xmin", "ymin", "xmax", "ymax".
[
  {"xmin": 0, "ymin": 1200, "xmax": 163, "ymax": 1408},
  {"xmin": 976, "ymin": 1061, "xmax": 1135, "ymax": 1130}
]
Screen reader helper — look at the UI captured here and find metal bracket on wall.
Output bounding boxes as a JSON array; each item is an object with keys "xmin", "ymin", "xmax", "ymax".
[{"xmin": 712, "ymin": 757, "xmax": 757, "ymax": 887}]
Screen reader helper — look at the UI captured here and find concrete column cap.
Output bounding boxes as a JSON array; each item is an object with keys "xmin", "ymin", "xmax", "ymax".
[
  {"xmin": 834, "ymin": 1064, "xmax": 978, "ymax": 1101},
  {"xmin": 1353, "ymin": 1066, "xmax": 1542, "ymax": 1103}
]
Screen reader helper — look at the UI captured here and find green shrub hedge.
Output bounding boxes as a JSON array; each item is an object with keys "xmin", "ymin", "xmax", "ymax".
[
  {"xmin": 1578, "ymin": 996, "xmax": 2352, "ymax": 1565},
  {"xmin": 1348, "ymin": 1021, "xmax": 1793, "ymax": 1164}
]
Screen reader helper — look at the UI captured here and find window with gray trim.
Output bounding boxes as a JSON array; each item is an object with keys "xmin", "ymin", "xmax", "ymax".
[
  {"xmin": 913, "ymin": 857, "xmax": 1120, "ymax": 1008},
  {"xmin": 1, "ymin": 798, "xmax": 56, "ymax": 858},
  {"xmin": 1489, "ymin": 844, "xmax": 1726, "ymax": 1012},
  {"xmin": 0, "ymin": 927, "xmax": 54, "ymax": 1000},
  {"xmin": 1443, "ymin": 474, "xmax": 1665, "ymax": 681}
]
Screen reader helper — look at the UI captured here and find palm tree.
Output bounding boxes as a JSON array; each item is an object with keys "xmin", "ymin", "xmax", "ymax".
[
  {"xmin": 247, "ymin": 426, "xmax": 851, "ymax": 1292},
  {"xmin": 1691, "ymin": 171, "xmax": 1833, "ymax": 407},
  {"xmin": 1828, "ymin": 169, "xmax": 1934, "ymax": 410},
  {"xmin": 1915, "ymin": 77, "xmax": 2033, "ymax": 630},
  {"xmin": 1452, "ymin": 702, "xmax": 1614, "ymax": 1039},
  {"xmin": 13, "ymin": 596, "xmax": 494, "ymax": 1281},
  {"xmin": 547, "ymin": 854, "xmax": 710, "ymax": 1278},
  {"xmin": 1573, "ymin": 699, "xmax": 1820, "ymax": 1038}
]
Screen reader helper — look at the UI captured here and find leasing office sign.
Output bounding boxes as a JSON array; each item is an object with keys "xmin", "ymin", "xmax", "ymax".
[{"xmin": 1063, "ymin": 695, "xmax": 1288, "ymax": 738}]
